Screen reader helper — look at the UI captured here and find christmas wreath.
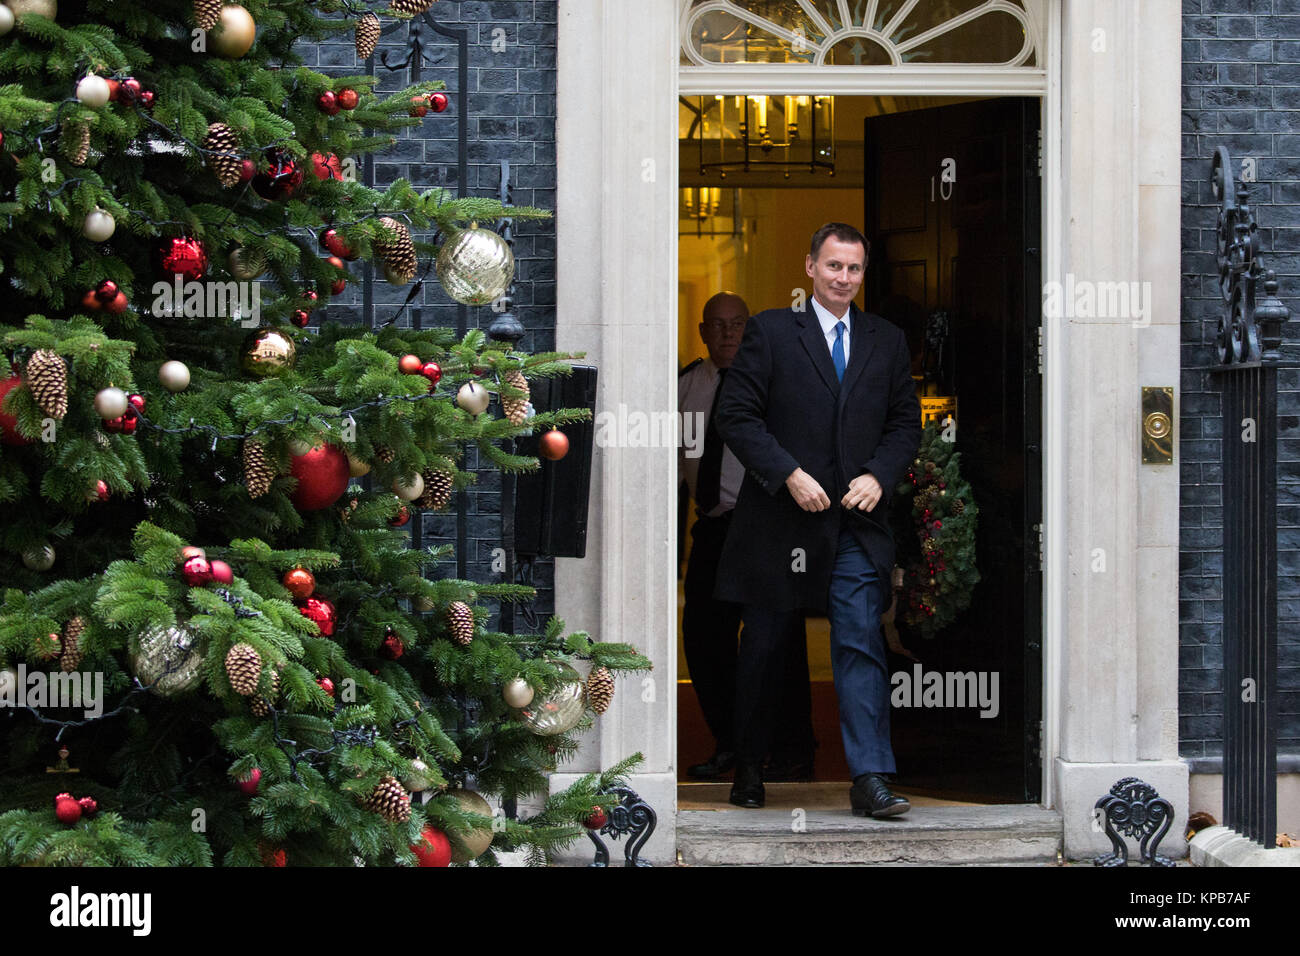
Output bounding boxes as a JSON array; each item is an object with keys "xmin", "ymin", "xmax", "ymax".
[{"xmin": 892, "ymin": 421, "xmax": 980, "ymax": 638}]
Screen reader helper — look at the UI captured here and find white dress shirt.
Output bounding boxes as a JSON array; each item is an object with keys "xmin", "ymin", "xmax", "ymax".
[
  {"xmin": 810, "ymin": 295, "xmax": 851, "ymax": 366},
  {"xmin": 678, "ymin": 357, "xmax": 744, "ymax": 517}
]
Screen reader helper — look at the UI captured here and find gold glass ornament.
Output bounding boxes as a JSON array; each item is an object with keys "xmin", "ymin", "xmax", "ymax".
[
  {"xmin": 392, "ymin": 473, "xmax": 424, "ymax": 501},
  {"xmin": 130, "ymin": 624, "xmax": 206, "ymax": 696},
  {"xmin": 241, "ymin": 328, "xmax": 296, "ymax": 377},
  {"xmin": 435, "ymin": 223, "xmax": 514, "ymax": 306},
  {"xmin": 22, "ymin": 543, "xmax": 55, "ymax": 571},
  {"xmin": 346, "ymin": 452, "xmax": 371, "ymax": 478},
  {"xmin": 401, "ymin": 758, "xmax": 432, "ymax": 793},
  {"xmin": 520, "ymin": 662, "xmax": 586, "ymax": 736},
  {"xmin": 448, "ymin": 789, "xmax": 494, "ymax": 863},
  {"xmin": 210, "ymin": 3, "xmax": 255, "ymax": 58},
  {"xmin": 502, "ymin": 677, "xmax": 534, "ymax": 709},
  {"xmin": 228, "ymin": 246, "xmax": 267, "ymax": 280}
]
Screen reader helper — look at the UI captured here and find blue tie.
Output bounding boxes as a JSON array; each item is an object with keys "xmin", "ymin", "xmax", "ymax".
[{"xmin": 832, "ymin": 320, "xmax": 846, "ymax": 382}]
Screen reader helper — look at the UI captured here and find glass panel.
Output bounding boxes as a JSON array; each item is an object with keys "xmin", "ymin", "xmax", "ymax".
[
  {"xmin": 871, "ymin": 0, "xmax": 913, "ymax": 33},
  {"xmin": 828, "ymin": 36, "xmax": 894, "ymax": 65},
  {"xmin": 894, "ymin": 0, "xmax": 990, "ymax": 43},
  {"xmin": 903, "ymin": 10, "xmax": 1031, "ymax": 64}
]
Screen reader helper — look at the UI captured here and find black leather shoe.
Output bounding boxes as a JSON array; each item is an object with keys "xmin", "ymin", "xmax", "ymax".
[
  {"xmin": 764, "ymin": 755, "xmax": 815, "ymax": 782},
  {"xmin": 729, "ymin": 761, "xmax": 765, "ymax": 808},
  {"xmin": 687, "ymin": 750, "xmax": 735, "ymax": 780},
  {"xmin": 850, "ymin": 773, "xmax": 910, "ymax": 818}
]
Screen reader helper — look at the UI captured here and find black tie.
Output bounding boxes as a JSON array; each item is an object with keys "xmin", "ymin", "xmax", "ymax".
[{"xmin": 696, "ymin": 368, "xmax": 727, "ymax": 514}]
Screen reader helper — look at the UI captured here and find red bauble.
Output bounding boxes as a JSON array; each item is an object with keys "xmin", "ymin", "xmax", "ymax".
[
  {"xmin": 291, "ymin": 310, "xmax": 310, "ymax": 328},
  {"xmin": 54, "ymin": 792, "xmax": 73, "ymax": 804},
  {"xmin": 95, "ymin": 279, "xmax": 119, "ymax": 303},
  {"xmin": 337, "ymin": 87, "xmax": 359, "ymax": 110},
  {"xmin": 119, "ymin": 413, "xmax": 138, "ymax": 434},
  {"xmin": 409, "ymin": 96, "xmax": 429, "ymax": 118},
  {"xmin": 380, "ymin": 630, "xmax": 404, "ymax": 659},
  {"xmin": 934, "ymin": 520, "xmax": 943, "ymax": 529},
  {"xmin": 311, "ymin": 152, "xmax": 343, "ymax": 181},
  {"xmin": 158, "ymin": 236, "xmax": 209, "ymax": 281},
  {"xmin": 180, "ymin": 545, "xmax": 206, "ymax": 563},
  {"xmin": 298, "ymin": 596, "xmax": 337, "ymax": 636},
  {"xmin": 389, "ymin": 505, "xmax": 410, "ymax": 527},
  {"xmin": 583, "ymin": 806, "xmax": 608, "ymax": 830},
  {"xmin": 260, "ymin": 845, "xmax": 287, "ymax": 867},
  {"xmin": 209, "ymin": 559, "xmax": 234, "ymax": 585},
  {"xmin": 330, "ymin": 277, "xmax": 347, "ymax": 296},
  {"xmin": 282, "ymin": 567, "xmax": 315, "ymax": 600},
  {"xmin": 127, "ymin": 393, "xmax": 145, "ymax": 413},
  {"xmin": 103, "ymin": 415, "xmax": 124, "ymax": 434},
  {"xmin": 105, "ymin": 291, "xmax": 129, "ymax": 314},
  {"xmin": 321, "ymin": 228, "xmax": 359, "ymax": 260},
  {"xmin": 239, "ymin": 158, "xmax": 257, "ymax": 182},
  {"xmin": 429, "ymin": 92, "xmax": 449, "ymax": 113},
  {"xmin": 288, "ymin": 443, "xmax": 350, "ymax": 510},
  {"xmin": 120, "ymin": 77, "xmax": 142, "ymax": 102},
  {"xmin": 411, "ymin": 826, "xmax": 452, "ymax": 867},
  {"xmin": 93, "ymin": 479, "xmax": 110, "ymax": 502},
  {"xmin": 398, "ymin": 354, "xmax": 423, "ymax": 375},
  {"xmin": 0, "ymin": 375, "xmax": 32, "ymax": 446},
  {"xmin": 82, "ymin": 289, "xmax": 100, "ymax": 311},
  {"xmin": 54, "ymin": 797, "xmax": 82, "ymax": 825},
  {"xmin": 139, "ymin": 89, "xmax": 155, "ymax": 109},
  {"xmin": 419, "ymin": 361, "xmax": 442, "ymax": 386},
  {"xmin": 77, "ymin": 796, "xmax": 98, "ymax": 817},
  {"xmin": 181, "ymin": 555, "xmax": 213, "ymax": 586},
  {"xmin": 252, "ymin": 149, "xmax": 304, "ymax": 202},
  {"xmin": 316, "ymin": 676, "xmax": 335, "ymax": 697},
  {"xmin": 105, "ymin": 78, "xmax": 120, "ymax": 101},
  {"xmin": 316, "ymin": 90, "xmax": 339, "ymax": 115},
  {"xmin": 237, "ymin": 768, "xmax": 261, "ymax": 795},
  {"xmin": 539, "ymin": 428, "xmax": 569, "ymax": 461}
]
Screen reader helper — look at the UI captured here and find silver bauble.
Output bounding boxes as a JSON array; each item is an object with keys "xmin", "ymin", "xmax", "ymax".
[
  {"xmin": 448, "ymin": 789, "xmax": 495, "ymax": 862},
  {"xmin": 520, "ymin": 663, "xmax": 586, "ymax": 736},
  {"xmin": 75, "ymin": 74, "xmax": 110, "ymax": 107},
  {"xmin": 347, "ymin": 452, "xmax": 371, "ymax": 478},
  {"xmin": 503, "ymin": 677, "xmax": 534, "ymax": 709},
  {"xmin": 0, "ymin": 7, "xmax": 14, "ymax": 34},
  {"xmin": 392, "ymin": 473, "xmax": 424, "ymax": 501},
  {"xmin": 401, "ymin": 758, "xmax": 432, "ymax": 793},
  {"xmin": 94, "ymin": 387, "xmax": 128, "ymax": 419},
  {"xmin": 456, "ymin": 382, "xmax": 490, "ymax": 416},
  {"xmin": 435, "ymin": 224, "xmax": 514, "ymax": 306},
  {"xmin": 22, "ymin": 543, "xmax": 55, "ymax": 571},
  {"xmin": 130, "ymin": 624, "xmax": 205, "ymax": 696},
  {"xmin": 228, "ymin": 246, "xmax": 267, "ymax": 280},
  {"xmin": 158, "ymin": 360, "xmax": 190, "ymax": 392},
  {"xmin": 82, "ymin": 207, "xmax": 115, "ymax": 242}
]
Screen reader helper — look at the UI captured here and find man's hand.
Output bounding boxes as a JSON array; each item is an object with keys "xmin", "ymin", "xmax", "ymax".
[
  {"xmin": 785, "ymin": 467, "xmax": 830, "ymax": 512},
  {"xmin": 842, "ymin": 472, "xmax": 883, "ymax": 512}
]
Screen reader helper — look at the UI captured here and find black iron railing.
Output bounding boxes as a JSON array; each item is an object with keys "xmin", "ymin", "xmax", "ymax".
[{"xmin": 1205, "ymin": 147, "xmax": 1289, "ymax": 848}]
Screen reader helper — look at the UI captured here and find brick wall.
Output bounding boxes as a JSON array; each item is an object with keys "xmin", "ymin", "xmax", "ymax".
[
  {"xmin": 300, "ymin": 2, "xmax": 558, "ymax": 626},
  {"xmin": 1181, "ymin": 0, "xmax": 1300, "ymax": 765}
]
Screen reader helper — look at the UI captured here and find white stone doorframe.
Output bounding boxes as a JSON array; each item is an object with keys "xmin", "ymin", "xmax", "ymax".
[{"xmin": 553, "ymin": 0, "xmax": 1185, "ymax": 864}]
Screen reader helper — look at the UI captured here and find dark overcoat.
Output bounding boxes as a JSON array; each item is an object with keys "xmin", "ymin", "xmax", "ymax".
[{"xmin": 712, "ymin": 303, "xmax": 922, "ymax": 613}]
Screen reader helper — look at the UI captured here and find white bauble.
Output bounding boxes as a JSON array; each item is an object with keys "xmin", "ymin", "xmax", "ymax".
[
  {"xmin": 75, "ymin": 74, "xmax": 110, "ymax": 107},
  {"xmin": 0, "ymin": 666, "xmax": 17, "ymax": 699},
  {"xmin": 94, "ymin": 387, "xmax": 128, "ymax": 419},
  {"xmin": 158, "ymin": 360, "xmax": 190, "ymax": 392},
  {"xmin": 287, "ymin": 438, "xmax": 313, "ymax": 457},
  {"xmin": 401, "ymin": 759, "xmax": 432, "ymax": 793},
  {"xmin": 392, "ymin": 473, "xmax": 424, "ymax": 501},
  {"xmin": 456, "ymin": 382, "xmax": 489, "ymax": 416},
  {"xmin": 0, "ymin": 7, "xmax": 15, "ymax": 34},
  {"xmin": 82, "ymin": 207, "xmax": 116, "ymax": 242},
  {"xmin": 503, "ymin": 677, "xmax": 534, "ymax": 709}
]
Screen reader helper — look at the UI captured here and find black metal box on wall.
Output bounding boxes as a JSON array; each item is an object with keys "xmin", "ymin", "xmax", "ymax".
[{"xmin": 514, "ymin": 365, "xmax": 598, "ymax": 558}]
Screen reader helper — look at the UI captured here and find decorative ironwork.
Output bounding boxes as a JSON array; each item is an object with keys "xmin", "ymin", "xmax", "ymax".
[
  {"xmin": 587, "ymin": 786, "xmax": 656, "ymax": 867},
  {"xmin": 1092, "ymin": 777, "xmax": 1174, "ymax": 867}
]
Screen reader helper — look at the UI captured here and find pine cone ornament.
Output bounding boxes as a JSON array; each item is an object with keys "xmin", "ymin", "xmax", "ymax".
[
  {"xmin": 193, "ymin": 0, "xmax": 221, "ymax": 30},
  {"xmin": 24, "ymin": 349, "xmax": 67, "ymax": 420},
  {"xmin": 249, "ymin": 666, "xmax": 280, "ymax": 717},
  {"xmin": 225, "ymin": 643, "xmax": 262, "ymax": 696},
  {"xmin": 203, "ymin": 122, "xmax": 243, "ymax": 188},
  {"xmin": 373, "ymin": 217, "xmax": 417, "ymax": 283},
  {"xmin": 953, "ymin": 499, "xmax": 965, "ymax": 515},
  {"xmin": 586, "ymin": 666, "xmax": 615, "ymax": 715},
  {"xmin": 389, "ymin": 0, "xmax": 434, "ymax": 15},
  {"xmin": 501, "ymin": 369, "xmax": 529, "ymax": 426},
  {"xmin": 416, "ymin": 467, "xmax": 453, "ymax": 511},
  {"xmin": 243, "ymin": 439, "xmax": 275, "ymax": 498},
  {"xmin": 447, "ymin": 601, "xmax": 473, "ymax": 647},
  {"xmin": 355, "ymin": 12, "xmax": 381, "ymax": 58},
  {"xmin": 60, "ymin": 616, "xmax": 86, "ymax": 674},
  {"xmin": 922, "ymin": 538, "xmax": 938, "ymax": 554},
  {"xmin": 366, "ymin": 775, "xmax": 412, "ymax": 823},
  {"xmin": 374, "ymin": 444, "xmax": 396, "ymax": 464},
  {"xmin": 59, "ymin": 121, "xmax": 91, "ymax": 167}
]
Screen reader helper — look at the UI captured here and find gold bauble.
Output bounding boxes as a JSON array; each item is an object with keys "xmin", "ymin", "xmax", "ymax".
[
  {"xmin": 5, "ymin": 0, "xmax": 57, "ymax": 20},
  {"xmin": 22, "ymin": 543, "xmax": 55, "ymax": 571},
  {"xmin": 209, "ymin": 4, "xmax": 255, "ymax": 58},
  {"xmin": 520, "ymin": 662, "xmax": 586, "ymax": 736},
  {"xmin": 401, "ymin": 758, "xmax": 432, "ymax": 793},
  {"xmin": 241, "ymin": 328, "xmax": 296, "ymax": 377},
  {"xmin": 346, "ymin": 452, "xmax": 371, "ymax": 477},
  {"xmin": 228, "ymin": 246, "xmax": 267, "ymax": 280},
  {"xmin": 130, "ymin": 624, "xmax": 206, "ymax": 696},
  {"xmin": 448, "ymin": 789, "xmax": 494, "ymax": 863},
  {"xmin": 435, "ymin": 223, "xmax": 514, "ymax": 306},
  {"xmin": 413, "ymin": 594, "xmax": 435, "ymax": 613},
  {"xmin": 502, "ymin": 677, "xmax": 534, "ymax": 709}
]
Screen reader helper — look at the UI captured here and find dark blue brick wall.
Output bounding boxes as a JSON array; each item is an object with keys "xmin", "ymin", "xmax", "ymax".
[
  {"xmin": 300, "ymin": 3, "xmax": 557, "ymax": 627},
  {"xmin": 1181, "ymin": 0, "xmax": 1300, "ymax": 764}
]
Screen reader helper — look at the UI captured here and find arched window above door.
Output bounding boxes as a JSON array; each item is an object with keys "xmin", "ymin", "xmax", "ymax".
[{"xmin": 681, "ymin": 0, "xmax": 1043, "ymax": 67}]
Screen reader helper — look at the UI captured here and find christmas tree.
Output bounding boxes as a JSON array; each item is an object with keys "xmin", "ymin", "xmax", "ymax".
[{"xmin": 0, "ymin": 0, "xmax": 648, "ymax": 866}]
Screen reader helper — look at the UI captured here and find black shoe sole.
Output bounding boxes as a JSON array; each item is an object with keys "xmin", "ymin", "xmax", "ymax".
[
  {"xmin": 729, "ymin": 796, "xmax": 765, "ymax": 808},
  {"xmin": 851, "ymin": 801, "xmax": 911, "ymax": 819}
]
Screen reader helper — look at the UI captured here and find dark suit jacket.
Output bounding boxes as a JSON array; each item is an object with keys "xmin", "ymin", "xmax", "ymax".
[{"xmin": 712, "ymin": 302, "xmax": 921, "ymax": 613}]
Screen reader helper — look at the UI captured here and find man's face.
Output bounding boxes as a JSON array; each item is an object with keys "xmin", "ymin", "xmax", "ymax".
[
  {"xmin": 805, "ymin": 235, "xmax": 866, "ymax": 316},
  {"xmin": 699, "ymin": 297, "xmax": 748, "ymax": 368}
]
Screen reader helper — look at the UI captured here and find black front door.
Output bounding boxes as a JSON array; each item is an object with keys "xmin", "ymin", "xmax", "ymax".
[{"xmin": 864, "ymin": 98, "xmax": 1043, "ymax": 802}]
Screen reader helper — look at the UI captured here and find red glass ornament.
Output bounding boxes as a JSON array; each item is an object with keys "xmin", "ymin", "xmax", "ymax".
[
  {"xmin": 539, "ymin": 428, "xmax": 569, "ymax": 461},
  {"xmin": 55, "ymin": 798, "xmax": 82, "ymax": 825},
  {"xmin": 102, "ymin": 415, "xmax": 124, "ymax": 434},
  {"xmin": 180, "ymin": 546, "xmax": 206, "ymax": 563},
  {"xmin": 93, "ymin": 479, "xmax": 109, "ymax": 502},
  {"xmin": 289, "ymin": 443, "xmax": 349, "ymax": 510},
  {"xmin": 54, "ymin": 792, "xmax": 74, "ymax": 804},
  {"xmin": 239, "ymin": 158, "xmax": 256, "ymax": 182},
  {"xmin": 419, "ymin": 361, "xmax": 442, "ymax": 386},
  {"xmin": 317, "ymin": 90, "xmax": 339, "ymax": 115},
  {"xmin": 106, "ymin": 291, "xmax": 129, "ymax": 314},
  {"xmin": 298, "ymin": 596, "xmax": 337, "ymax": 636},
  {"xmin": 181, "ymin": 555, "xmax": 212, "ymax": 586},
  {"xmin": 311, "ymin": 152, "xmax": 343, "ymax": 181},
  {"xmin": 1, "ymin": 375, "xmax": 35, "ymax": 445},
  {"xmin": 337, "ymin": 87, "xmax": 359, "ymax": 110},
  {"xmin": 252, "ymin": 149, "xmax": 304, "ymax": 202},
  {"xmin": 119, "ymin": 77, "xmax": 142, "ymax": 101},
  {"xmin": 77, "ymin": 796, "xmax": 98, "ymax": 817},
  {"xmin": 398, "ymin": 354, "xmax": 423, "ymax": 375},
  {"xmin": 158, "ymin": 236, "xmax": 208, "ymax": 281},
  {"xmin": 429, "ymin": 91, "xmax": 449, "ymax": 113},
  {"xmin": 291, "ymin": 310, "xmax": 310, "ymax": 328},
  {"xmin": 327, "ymin": 256, "xmax": 348, "ymax": 294},
  {"xmin": 321, "ymin": 228, "xmax": 358, "ymax": 260},
  {"xmin": 105, "ymin": 78, "xmax": 119, "ymax": 101},
  {"xmin": 303, "ymin": 290, "xmax": 318, "ymax": 304},
  {"xmin": 237, "ymin": 768, "xmax": 261, "ymax": 795},
  {"xmin": 209, "ymin": 559, "xmax": 234, "ymax": 585},
  {"xmin": 95, "ymin": 279, "xmax": 119, "ymax": 302},
  {"xmin": 82, "ymin": 289, "xmax": 100, "ymax": 311},
  {"xmin": 127, "ymin": 393, "xmax": 145, "ymax": 413},
  {"xmin": 260, "ymin": 845, "xmax": 287, "ymax": 867},
  {"xmin": 409, "ymin": 96, "xmax": 429, "ymax": 118},
  {"xmin": 139, "ymin": 89, "xmax": 155, "ymax": 109},
  {"xmin": 935, "ymin": 520, "xmax": 943, "ymax": 529},
  {"xmin": 330, "ymin": 277, "xmax": 347, "ymax": 296},
  {"xmin": 380, "ymin": 629, "xmax": 404, "ymax": 659},
  {"xmin": 120, "ymin": 413, "xmax": 138, "ymax": 434},
  {"xmin": 283, "ymin": 568, "xmax": 316, "ymax": 600},
  {"xmin": 389, "ymin": 505, "xmax": 410, "ymax": 527},
  {"xmin": 316, "ymin": 676, "xmax": 335, "ymax": 697},
  {"xmin": 411, "ymin": 826, "xmax": 452, "ymax": 867},
  {"xmin": 584, "ymin": 806, "xmax": 608, "ymax": 830}
]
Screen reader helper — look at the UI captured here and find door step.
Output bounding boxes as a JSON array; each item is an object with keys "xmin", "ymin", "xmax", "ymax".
[{"xmin": 677, "ymin": 804, "xmax": 1063, "ymax": 866}]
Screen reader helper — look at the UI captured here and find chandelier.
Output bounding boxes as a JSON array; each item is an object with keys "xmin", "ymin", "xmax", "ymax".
[{"xmin": 680, "ymin": 94, "xmax": 835, "ymax": 178}]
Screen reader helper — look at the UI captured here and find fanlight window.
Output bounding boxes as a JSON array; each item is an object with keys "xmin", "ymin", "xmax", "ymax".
[{"xmin": 682, "ymin": 0, "xmax": 1040, "ymax": 67}]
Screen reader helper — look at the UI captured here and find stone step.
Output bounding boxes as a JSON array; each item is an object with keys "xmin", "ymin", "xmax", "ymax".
[{"xmin": 677, "ymin": 804, "xmax": 1064, "ymax": 866}]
